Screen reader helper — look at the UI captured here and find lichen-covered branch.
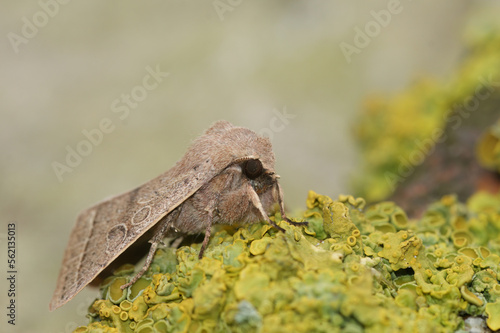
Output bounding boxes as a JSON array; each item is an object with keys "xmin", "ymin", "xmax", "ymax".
[{"xmin": 74, "ymin": 191, "xmax": 500, "ymax": 333}]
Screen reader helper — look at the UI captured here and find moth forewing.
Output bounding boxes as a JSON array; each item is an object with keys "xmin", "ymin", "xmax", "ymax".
[
  {"xmin": 50, "ymin": 120, "xmax": 304, "ymax": 311},
  {"xmin": 49, "ymin": 183, "xmax": 183, "ymax": 311}
]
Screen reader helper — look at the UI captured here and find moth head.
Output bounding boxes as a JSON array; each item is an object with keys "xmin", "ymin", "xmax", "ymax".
[
  {"xmin": 239, "ymin": 157, "xmax": 279, "ymax": 197},
  {"xmin": 238, "ymin": 157, "xmax": 281, "ymax": 216}
]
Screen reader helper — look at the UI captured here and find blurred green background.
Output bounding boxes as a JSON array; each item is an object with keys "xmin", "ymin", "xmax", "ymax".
[{"xmin": 1, "ymin": 1, "xmax": 498, "ymax": 332}]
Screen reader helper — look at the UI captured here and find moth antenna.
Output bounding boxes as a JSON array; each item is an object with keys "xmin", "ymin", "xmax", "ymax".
[
  {"xmin": 266, "ymin": 216, "xmax": 286, "ymax": 232},
  {"xmin": 276, "ymin": 181, "xmax": 308, "ymax": 227}
]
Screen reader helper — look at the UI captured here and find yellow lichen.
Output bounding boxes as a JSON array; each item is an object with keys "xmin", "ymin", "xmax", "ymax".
[
  {"xmin": 485, "ymin": 300, "xmax": 500, "ymax": 330},
  {"xmin": 74, "ymin": 189, "xmax": 500, "ymax": 332},
  {"xmin": 460, "ymin": 285, "xmax": 483, "ymax": 307},
  {"xmin": 477, "ymin": 119, "xmax": 500, "ymax": 173}
]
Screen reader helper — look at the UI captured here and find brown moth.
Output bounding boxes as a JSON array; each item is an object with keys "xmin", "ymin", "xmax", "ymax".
[{"xmin": 49, "ymin": 120, "xmax": 306, "ymax": 311}]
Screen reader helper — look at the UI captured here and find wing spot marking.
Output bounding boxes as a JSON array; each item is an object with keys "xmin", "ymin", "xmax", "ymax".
[
  {"xmin": 106, "ymin": 224, "xmax": 128, "ymax": 254},
  {"xmin": 132, "ymin": 206, "xmax": 151, "ymax": 225}
]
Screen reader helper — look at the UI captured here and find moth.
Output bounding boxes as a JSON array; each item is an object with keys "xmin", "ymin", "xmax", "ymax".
[{"xmin": 49, "ymin": 120, "xmax": 306, "ymax": 311}]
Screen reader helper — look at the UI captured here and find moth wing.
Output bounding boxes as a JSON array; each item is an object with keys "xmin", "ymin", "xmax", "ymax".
[
  {"xmin": 49, "ymin": 169, "xmax": 200, "ymax": 311},
  {"xmin": 50, "ymin": 121, "xmax": 275, "ymax": 310}
]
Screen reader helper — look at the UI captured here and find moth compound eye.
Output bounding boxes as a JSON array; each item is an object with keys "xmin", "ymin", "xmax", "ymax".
[{"xmin": 243, "ymin": 159, "xmax": 264, "ymax": 180}]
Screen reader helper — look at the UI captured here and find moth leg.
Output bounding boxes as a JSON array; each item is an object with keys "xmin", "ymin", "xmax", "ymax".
[
  {"xmin": 276, "ymin": 182, "xmax": 308, "ymax": 227},
  {"xmin": 120, "ymin": 208, "xmax": 180, "ymax": 290},
  {"xmin": 198, "ymin": 172, "xmax": 234, "ymax": 259},
  {"xmin": 198, "ymin": 211, "xmax": 213, "ymax": 259},
  {"xmin": 120, "ymin": 242, "xmax": 159, "ymax": 289},
  {"xmin": 248, "ymin": 184, "xmax": 286, "ymax": 232},
  {"xmin": 170, "ymin": 236, "xmax": 184, "ymax": 249}
]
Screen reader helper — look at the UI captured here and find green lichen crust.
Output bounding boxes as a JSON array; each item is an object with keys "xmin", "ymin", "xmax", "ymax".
[{"xmin": 74, "ymin": 191, "xmax": 500, "ymax": 333}]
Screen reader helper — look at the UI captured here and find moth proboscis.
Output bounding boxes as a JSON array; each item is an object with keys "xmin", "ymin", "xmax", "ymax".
[{"xmin": 49, "ymin": 120, "xmax": 306, "ymax": 311}]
